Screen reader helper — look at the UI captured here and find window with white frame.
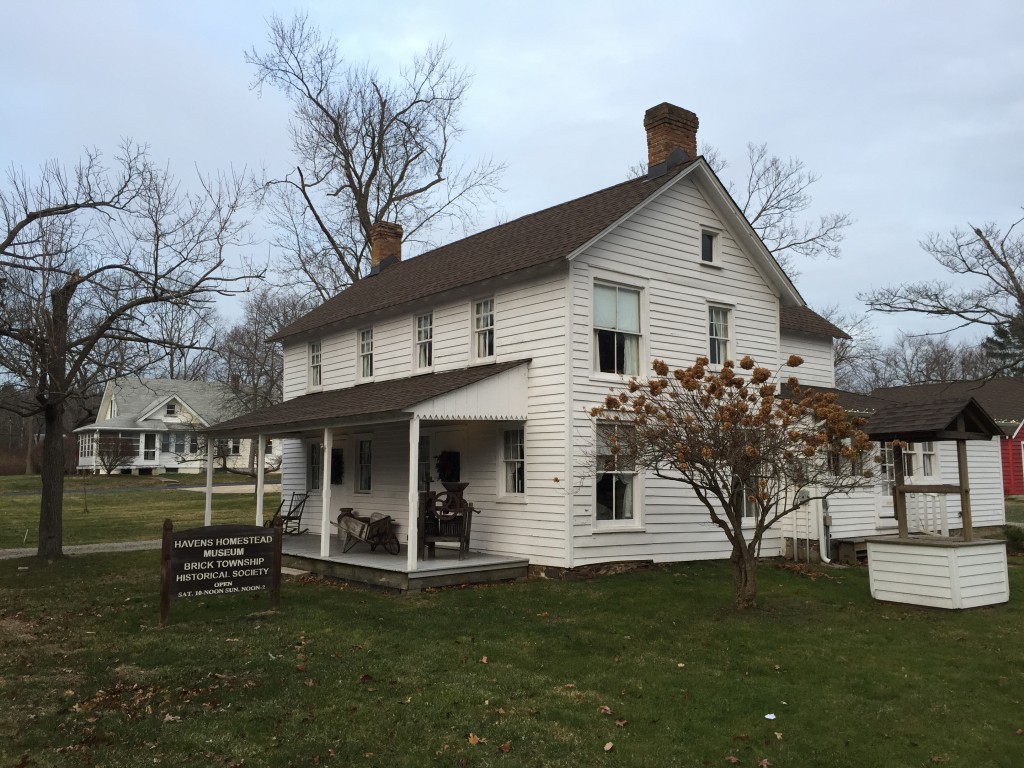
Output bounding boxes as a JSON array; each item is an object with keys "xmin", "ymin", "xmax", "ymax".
[
  {"xmin": 359, "ymin": 329, "xmax": 374, "ymax": 378},
  {"xmin": 878, "ymin": 441, "xmax": 936, "ymax": 498},
  {"xmin": 215, "ymin": 438, "xmax": 241, "ymax": 456},
  {"xmin": 502, "ymin": 428, "xmax": 525, "ymax": 495},
  {"xmin": 595, "ymin": 423, "xmax": 637, "ymax": 522},
  {"xmin": 79, "ymin": 433, "xmax": 95, "ymax": 458},
  {"xmin": 474, "ymin": 298, "xmax": 495, "ymax": 359},
  {"xmin": 357, "ymin": 438, "xmax": 372, "ymax": 492},
  {"xmin": 309, "ymin": 341, "xmax": 322, "ymax": 387},
  {"xmin": 165, "ymin": 401, "xmax": 177, "ymax": 416},
  {"xmin": 593, "ymin": 283, "xmax": 641, "ymax": 376},
  {"xmin": 160, "ymin": 432, "xmax": 188, "ymax": 454},
  {"xmin": 708, "ymin": 306, "xmax": 731, "ymax": 365},
  {"xmin": 701, "ymin": 230, "xmax": 718, "ymax": 263},
  {"xmin": 416, "ymin": 313, "xmax": 433, "ymax": 369},
  {"xmin": 308, "ymin": 442, "xmax": 322, "ymax": 491}
]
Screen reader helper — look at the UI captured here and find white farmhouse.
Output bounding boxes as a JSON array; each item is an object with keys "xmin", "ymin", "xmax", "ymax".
[
  {"xmin": 208, "ymin": 103, "xmax": 1005, "ymax": 584},
  {"xmin": 75, "ymin": 378, "xmax": 280, "ymax": 476}
]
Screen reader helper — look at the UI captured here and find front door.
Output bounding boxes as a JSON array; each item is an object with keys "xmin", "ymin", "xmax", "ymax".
[{"xmin": 143, "ymin": 433, "xmax": 156, "ymax": 462}]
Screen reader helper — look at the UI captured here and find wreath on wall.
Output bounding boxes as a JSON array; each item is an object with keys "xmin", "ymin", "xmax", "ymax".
[{"xmin": 435, "ymin": 451, "xmax": 460, "ymax": 483}]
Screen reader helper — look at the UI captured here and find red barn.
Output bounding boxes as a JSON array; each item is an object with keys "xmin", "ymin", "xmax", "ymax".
[{"xmin": 873, "ymin": 378, "xmax": 1024, "ymax": 496}]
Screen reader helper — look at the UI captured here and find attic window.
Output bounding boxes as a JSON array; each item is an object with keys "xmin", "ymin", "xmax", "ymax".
[
  {"xmin": 165, "ymin": 402, "xmax": 177, "ymax": 416},
  {"xmin": 701, "ymin": 231, "xmax": 718, "ymax": 263}
]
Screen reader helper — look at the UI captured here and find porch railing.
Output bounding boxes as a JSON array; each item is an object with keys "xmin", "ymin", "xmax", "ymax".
[{"xmin": 906, "ymin": 493, "xmax": 949, "ymax": 537}]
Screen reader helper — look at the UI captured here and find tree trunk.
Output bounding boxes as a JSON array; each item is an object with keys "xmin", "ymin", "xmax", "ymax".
[
  {"xmin": 730, "ymin": 538, "xmax": 759, "ymax": 609},
  {"xmin": 37, "ymin": 401, "xmax": 66, "ymax": 558},
  {"xmin": 23, "ymin": 417, "xmax": 34, "ymax": 475},
  {"xmin": 36, "ymin": 275, "xmax": 79, "ymax": 558}
]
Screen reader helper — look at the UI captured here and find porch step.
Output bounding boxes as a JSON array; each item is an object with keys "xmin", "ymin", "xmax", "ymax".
[{"xmin": 280, "ymin": 552, "xmax": 529, "ymax": 593}]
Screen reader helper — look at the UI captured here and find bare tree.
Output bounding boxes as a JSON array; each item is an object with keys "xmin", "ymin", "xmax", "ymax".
[
  {"xmin": 145, "ymin": 301, "xmax": 223, "ymax": 380},
  {"xmin": 815, "ymin": 305, "xmax": 879, "ymax": 392},
  {"xmin": 861, "ymin": 213, "xmax": 1024, "ymax": 370},
  {"xmin": 0, "ymin": 146, "xmax": 261, "ymax": 558},
  {"xmin": 629, "ymin": 142, "xmax": 850, "ymax": 276},
  {"xmin": 94, "ymin": 434, "xmax": 137, "ymax": 475},
  {"xmin": 591, "ymin": 355, "xmax": 874, "ymax": 609},
  {"xmin": 247, "ymin": 13, "xmax": 505, "ymax": 301}
]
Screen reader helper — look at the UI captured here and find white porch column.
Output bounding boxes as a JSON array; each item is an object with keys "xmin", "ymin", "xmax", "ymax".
[
  {"xmin": 320, "ymin": 428, "xmax": 333, "ymax": 557},
  {"xmin": 406, "ymin": 416, "xmax": 420, "ymax": 572},
  {"xmin": 255, "ymin": 434, "xmax": 266, "ymax": 526},
  {"xmin": 204, "ymin": 439, "xmax": 215, "ymax": 526}
]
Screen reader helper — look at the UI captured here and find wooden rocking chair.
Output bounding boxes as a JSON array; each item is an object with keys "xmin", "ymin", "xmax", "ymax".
[{"xmin": 267, "ymin": 491, "xmax": 309, "ymax": 535}]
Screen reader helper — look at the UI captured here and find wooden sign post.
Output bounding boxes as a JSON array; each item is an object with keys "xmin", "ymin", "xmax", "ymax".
[{"xmin": 160, "ymin": 518, "xmax": 283, "ymax": 627}]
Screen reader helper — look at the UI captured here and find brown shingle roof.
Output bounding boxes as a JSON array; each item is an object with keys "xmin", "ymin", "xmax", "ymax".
[
  {"xmin": 206, "ymin": 361, "xmax": 529, "ymax": 435},
  {"xmin": 864, "ymin": 397, "xmax": 1003, "ymax": 442},
  {"xmin": 872, "ymin": 378, "xmax": 1024, "ymax": 430},
  {"xmin": 779, "ymin": 306, "xmax": 850, "ymax": 339},
  {"xmin": 272, "ymin": 167, "xmax": 695, "ymax": 341}
]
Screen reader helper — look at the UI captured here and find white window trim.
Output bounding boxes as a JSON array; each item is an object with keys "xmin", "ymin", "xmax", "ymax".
[
  {"xmin": 593, "ymin": 422, "xmax": 644, "ymax": 531},
  {"xmin": 700, "ymin": 227, "xmax": 722, "ymax": 267},
  {"xmin": 707, "ymin": 303, "xmax": 733, "ymax": 368},
  {"xmin": 414, "ymin": 312, "xmax": 434, "ymax": 372},
  {"xmin": 495, "ymin": 424, "xmax": 527, "ymax": 503},
  {"xmin": 588, "ymin": 271, "xmax": 649, "ymax": 384},
  {"xmin": 355, "ymin": 434, "xmax": 373, "ymax": 494},
  {"xmin": 358, "ymin": 329, "xmax": 374, "ymax": 381},
  {"xmin": 471, "ymin": 297, "xmax": 496, "ymax": 363},
  {"xmin": 308, "ymin": 341, "xmax": 323, "ymax": 391}
]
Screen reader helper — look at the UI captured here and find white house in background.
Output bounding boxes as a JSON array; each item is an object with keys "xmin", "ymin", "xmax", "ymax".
[
  {"xmin": 207, "ymin": 102, "xmax": 1005, "ymax": 572},
  {"xmin": 75, "ymin": 378, "xmax": 280, "ymax": 475}
]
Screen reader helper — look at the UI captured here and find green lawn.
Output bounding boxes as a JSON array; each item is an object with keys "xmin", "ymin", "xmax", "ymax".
[
  {"xmin": 1, "ymin": 475, "xmax": 281, "ymax": 549},
  {"xmin": 1006, "ymin": 496, "xmax": 1024, "ymax": 525},
  {"xmin": 2, "ymin": 553, "xmax": 1022, "ymax": 767}
]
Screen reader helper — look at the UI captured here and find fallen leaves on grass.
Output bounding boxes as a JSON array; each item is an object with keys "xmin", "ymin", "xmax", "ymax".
[
  {"xmin": 481, "ymin": 656, "xmax": 488, "ymax": 664},
  {"xmin": 604, "ymin": 742, "xmax": 614, "ymax": 752},
  {"xmin": 599, "ymin": 705, "xmax": 613, "ymax": 715},
  {"xmin": 499, "ymin": 741, "xmax": 512, "ymax": 753},
  {"xmin": 758, "ymin": 760, "xmax": 772, "ymax": 767},
  {"xmin": 615, "ymin": 719, "xmax": 627, "ymax": 727},
  {"xmin": 468, "ymin": 733, "xmax": 486, "ymax": 745},
  {"xmin": 358, "ymin": 674, "xmax": 373, "ymax": 684},
  {"xmin": 724, "ymin": 755, "xmax": 740, "ymax": 764},
  {"xmin": 774, "ymin": 732, "xmax": 783, "ymax": 741},
  {"xmin": 163, "ymin": 714, "xmax": 180, "ymax": 722},
  {"xmin": 562, "ymin": 683, "xmax": 576, "ymax": 689}
]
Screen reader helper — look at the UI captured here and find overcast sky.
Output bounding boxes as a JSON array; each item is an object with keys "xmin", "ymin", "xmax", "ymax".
[{"xmin": 4, "ymin": 1, "xmax": 1023, "ymax": 343}]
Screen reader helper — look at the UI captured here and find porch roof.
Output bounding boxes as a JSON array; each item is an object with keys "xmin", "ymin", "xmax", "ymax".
[{"xmin": 205, "ymin": 360, "xmax": 530, "ymax": 437}]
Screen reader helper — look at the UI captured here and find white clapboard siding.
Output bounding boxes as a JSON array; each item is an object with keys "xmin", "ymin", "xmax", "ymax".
[
  {"xmin": 826, "ymin": 437, "xmax": 1006, "ymax": 542},
  {"xmin": 277, "ymin": 269, "xmax": 573, "ymax": 567},
  {"xmin": 567, "ymin": 175, "xmax": 786, "ymax": 566},
  {"xmin": 867, "ymin": 539, "xmax": 1009, "ymax": 609},
  {"xmin": 780, "ymin": 332, "xmax": 835, "ymax": 388}
]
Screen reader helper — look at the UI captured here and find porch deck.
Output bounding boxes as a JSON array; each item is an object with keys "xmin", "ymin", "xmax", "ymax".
[{"xmin": 281, "ymin": 535, "xmax": 530, "ymax": 592}]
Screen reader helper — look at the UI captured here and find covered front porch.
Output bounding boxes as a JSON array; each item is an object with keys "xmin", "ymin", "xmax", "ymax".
[{"xmin": 202, "ymin": 362, "xmax": 533, "ymax": 590}]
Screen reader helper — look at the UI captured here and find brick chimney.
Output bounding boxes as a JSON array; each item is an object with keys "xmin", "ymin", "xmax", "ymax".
[
  {"xmin": 644, "ymin": 102, "xmax": 699, "ymax": 170},
  {"xmin": 370, "ymin": 221, "xmax": 403, "ymax": 270}
]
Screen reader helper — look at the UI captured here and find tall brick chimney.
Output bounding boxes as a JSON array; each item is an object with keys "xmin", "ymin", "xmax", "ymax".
[
  {"xmin": 644, "ymin": 102, "xmax": 699, "ymax": 170},
  {"xmin": 370, "ymin": 221, "xmax": 403, "ymax": 270}
]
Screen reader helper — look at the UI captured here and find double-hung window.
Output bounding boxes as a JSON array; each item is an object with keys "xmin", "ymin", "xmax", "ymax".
[
  {"xmin": 708, "ymin": 307, "xmax": 730, "ymax": 365},
  {"xmin": 416, "ymin": 313, "xmax": 433, "ymax": 369},
  {"xmin": 594, "ymin": 283, "xmax": 641, "ymax": 376},
  {"xmin": 357, "ymin": 438, "xmax": 372, "ymax": 492},
  {"xmin": 878, "ymin": 441, "xmax": 937, "ymax": 498},
  {"xmin": 165, "ymin": 402, "xmax": 177, "ymax": 416},
  {"xmin": 502, "ymin": 428, "xmax": 525, "ymax": 495},
  {"xmin": 359, "ymin": 329, "xmax": 374, "ymax": 378},
  {"xmin": 595, "ymin": 423, "xmax": 636, "ymax": 522},
  {"xmin": 309, "ymin": 341, "xmax": 322, "ymax": 388},
  {"xmin": 474, "ymin": 299, "xmax": 494, "ymax": 359},
  {"xmin": 308, "ymin": 442, "xmax": 322, "ymax": 491}
]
